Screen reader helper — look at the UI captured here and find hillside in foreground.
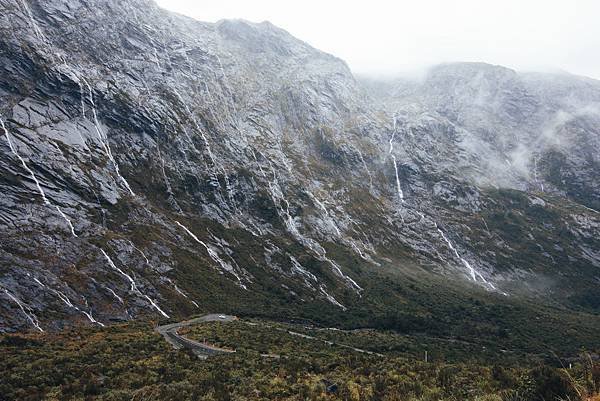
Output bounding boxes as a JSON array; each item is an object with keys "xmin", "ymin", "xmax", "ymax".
[{"xmin": 1, "ymin": 316, "xmax": 598, "ymax": 400}]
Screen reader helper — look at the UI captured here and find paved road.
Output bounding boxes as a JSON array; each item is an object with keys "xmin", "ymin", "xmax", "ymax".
[
  {"xmin": 158, "ymin": 314, "xmax": 383, "ymax": 359},
  {"xmin": 156, "ymin": 314, "xmax": 237, "ymax": 358}
]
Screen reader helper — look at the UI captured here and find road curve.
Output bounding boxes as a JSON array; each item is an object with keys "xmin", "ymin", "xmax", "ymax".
[
  {"xmin": 156, "ymin": 314, "xmax": 236, "ymax": 358},
  {"xmin": 158, "ymin": 314, "xmax": 384, "ymax": 359}
]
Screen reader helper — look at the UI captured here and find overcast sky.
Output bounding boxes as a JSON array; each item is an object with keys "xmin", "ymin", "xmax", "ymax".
[{"xmin": 155, "ymin": 0, "xmax": 600, "ymax": 80}]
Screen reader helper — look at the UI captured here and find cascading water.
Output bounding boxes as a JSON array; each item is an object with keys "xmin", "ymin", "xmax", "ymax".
[
  {"xmin": 288, "ymin": 255, "xmax": 318, "ymax": 289},
  {"xmin": 307, "ymin": 189, "xmax": 376, "ymax": 264},
  {"xmin": 54, "ymin": 206, "xmax": 78, "ymax": 237},
  {"xmin": 165, "ymin": 278, "xmax": 199, "ymax": 308},
  {"xmin": 307, "ymin": 190, "xmax": 342, "ymax": 236},
  {"xmin": 388, "ymin": 116, "xmax": 405, "ymax": 203},
  {"xmin": 106, "ymin": 287, "xmax": 124, "ymax": 304},
  {"xmin": 1, "ymin": 287, "xmax": 44, "ymax": 332},
  {"xmin": 18, "ymin": 0, "xmax": 132, "ymax": 200},
  {"xmin": 128, "ymin": 240, "xmax": 150, "ymax": 265},
  {"xmin": 254, "ymin": 150, "xmax": 362, "ymax": 295},
  {"xmin": 411, "ymin": 211, "xmax": 504, "ymax": 294},
  {"xmin": 100, "ymin": 249, "xmax": 170, "ymax": 318},
  {"xmin": 354, "ymin": 145, "xmax": 374, "ymax": 189},
  {"xmin": 82, "ymin": 79, "xmax": 135, "ymax": 197},
  {"xmin": 81, "ymin": 298, "xmax": 104, "ymax": 327},
  {"xmin": 171, "ymin": 88, "xmax": 238, "ymax": 211},
  {"xmin": 435, "ymin": 224, "xmax": 498, "ymax": 291},
  {"xmin": 2, "ymin": 118, "xmax": 50, "ymax": 205},
  {"xmin": 17, "ymin": 0, "xmax": 49, "ymax": 47},
  {"xmin": 175, "ymin": 221, "xmax": 247, "ymax": 289},
  {"xmin": 32, "ymin": 277, "xmax": 104, "ymax": 326},
  {"xmin": 319, "ymin": 285, "xmax": 346, "ymax": 310},
  {"xmin": 533, "ymin": 156, "xmax": 545, "ymax": 192},
  {"xmin": 2, "ymin": 117, "xmax": 78, "ymax": 237}
]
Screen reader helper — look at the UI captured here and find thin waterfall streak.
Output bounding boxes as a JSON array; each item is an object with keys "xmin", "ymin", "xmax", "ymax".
[
  {"xmin": 175, "ymin": 221, "xmax": 247, "ymax": 289},
  {"xmin": 2, "ymin": 118, "xmax": 49, "ymax": 205},
  {"xmin": 100, "ymin": 249, "xmax": 169, "ymax": 318},
  {"xmin": 388, "ymin": 116, "xmax": 405, "ymax": 203},
  {"xmin": 107, "ymin": 287, "xmax": 124, "ymax": 304},
  {"xmin": 391, "ymin": 155, "xmax": 405, "ymax": 203},
  {"xmin": 55, "ymin": 206, "xmax": 78, "ymax": 237},
  {"xmin": 82, "ymin": 79, "xmax": 135, "ymax": 196},
  {"xmin": 3, "ymin": 118, "xmax": 81, "ymax": 236},
  {"xmin": 2, "ymin": 288, "xmax": 43, "ymax": 332}
]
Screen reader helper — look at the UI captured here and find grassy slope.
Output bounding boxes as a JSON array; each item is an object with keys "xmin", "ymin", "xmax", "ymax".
[{"xmin": 0, "ymin": 318, "xmax": 597, "ymax": 401}]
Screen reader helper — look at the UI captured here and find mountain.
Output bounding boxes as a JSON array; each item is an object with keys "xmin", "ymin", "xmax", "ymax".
[
  {"xmin": 363, "ymin": 63, "xmax": 600, "ymax": 207},
  {"xmin": 0, "ymin": 0, "xmax": 599, "ymax": 353}
]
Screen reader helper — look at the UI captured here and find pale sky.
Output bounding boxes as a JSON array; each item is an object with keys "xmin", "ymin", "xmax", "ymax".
[{"xmin": 155, "ymin": 0, "xmax": 600, "ymax": 80}]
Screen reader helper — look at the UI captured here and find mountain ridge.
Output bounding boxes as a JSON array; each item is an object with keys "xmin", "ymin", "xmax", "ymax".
[{"xmin": 0, "ymin": 0, "xmax": 598, "ymax": 353}]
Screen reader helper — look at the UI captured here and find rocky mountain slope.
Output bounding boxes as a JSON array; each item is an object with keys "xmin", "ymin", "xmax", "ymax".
[{"xmin": 0, "ymin": 0, "xmax": 599, "ymax": 336}]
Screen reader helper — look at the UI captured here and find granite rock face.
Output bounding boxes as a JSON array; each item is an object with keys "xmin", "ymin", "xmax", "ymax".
[{"xmin": 0, "ymin": 0, "xmax": 598, "ymax": 332}]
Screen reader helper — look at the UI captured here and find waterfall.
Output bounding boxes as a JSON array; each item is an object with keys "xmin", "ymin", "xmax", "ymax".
[
  {"xmin": 175, "ymin": 221, "xmax": 247, "ymax": 289},
  {"xmin": 32, "ymin": 277, "xmax": 104, "ymax": 326},
  {"xmin": 82, "ymin": 79, "xmax": 135, "ymax": 197},
  {"xmin": 100, "ymin": 249, "xmax": 170, "ymax": 318},
  {"xmin": 2, "ymin": 117, "xmax": 78, "ymax": 237},
  {"xmin": 2, "ymin": 287, "xmax": 44, "ymax": 332},
  {"xmin": 435, "ymin": 224, "xmax": 498, "ymax": 291},
  {"xmin": 388, "ymin": 116, "xmax": 405, "ymax": 203},
  {"xmin": 319, "ymin": 285, "xmax": 346, "ymax": 310}
]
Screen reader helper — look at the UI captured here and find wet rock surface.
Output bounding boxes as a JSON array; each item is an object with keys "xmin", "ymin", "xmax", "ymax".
[{"xmin": 0, "ymin": 0, "xmax": 599, "ymax": 332}]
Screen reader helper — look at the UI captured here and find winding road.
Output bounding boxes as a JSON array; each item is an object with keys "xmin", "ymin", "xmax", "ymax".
[
  {"xmin": 156, "ymin": 314, "xmax": 237, "ymax": 359},
  {"xmin": 157, "ymin": 314, "xmax": 384, "ymax": 359}
]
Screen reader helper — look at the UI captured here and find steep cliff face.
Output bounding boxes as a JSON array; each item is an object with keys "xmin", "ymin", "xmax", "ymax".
[
  {"xmin": 0, "ymin": 0, "xmax": 599, "ymax": 333},
  {"xmin": 364, "ymin": 63, "xmax": 600, "ymax": 206}
]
